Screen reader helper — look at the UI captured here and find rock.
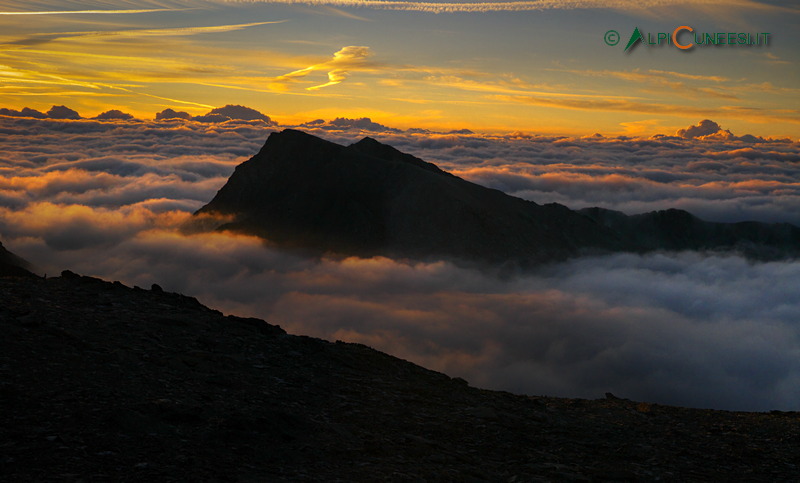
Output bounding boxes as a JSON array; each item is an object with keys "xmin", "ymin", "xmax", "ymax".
[{"xmin": 1, "ymin": 272, "xmax": 798, "ymax": 481}]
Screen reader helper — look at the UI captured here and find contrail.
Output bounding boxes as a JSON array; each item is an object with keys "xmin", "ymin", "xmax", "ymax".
[{"xmin": 0, "ymin": 8, "xmax": 190, "ymax": 16}]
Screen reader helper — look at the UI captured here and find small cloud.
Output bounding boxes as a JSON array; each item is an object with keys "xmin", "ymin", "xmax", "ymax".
[
  {"xmin": 0, "ymin": 107, "xmax": 47, "ymax": 119},
  {"xmin": 156, "ymin": 108, "xmax": 192, "ymax": 121},
  {"xmin": 94, "ymin": 110, "xmax": 135, "ymax": 121},
  {"xmin": 47, "ymin": 105, "xmax": 81, "ymax": 119},
  {"xmin": 620, "ymin": 119, "xmax": 663, "ymax": 136},
  {"xmin": 301, "ymin": 117, "xmax": 400, "ymax": 133},
  {"xmin": 194, "ymin": 105, "xmax": 276, "ymax": 124},
  {"xmin": 764, "ymin": 53, "xmax": 790, "ymax": 65},
  {"xmin": 676, "ymin": 120, "xmax": 768, "ymax": 143},
  {"xmin": 192, "ymin": 113, "xmax": 231, "ymax": 123},
  {"xmin": 677, "ymin": 119, "xmax": 726, "ymax": 139}
]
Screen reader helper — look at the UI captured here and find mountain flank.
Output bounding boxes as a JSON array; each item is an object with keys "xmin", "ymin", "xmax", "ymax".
[
  {"xmin": 0, "ymin": 240, "xmax": 34, "ymax": 277},
  {"xmin": 195, "ymin": 129, "xmax": 800, "ymax": 264},
  {"xmin": 2, "ymin": 270, "xmax": 798, "ymax": 481},
  {"xmin": 194, "ymin": 129, "xmax": 625, "ymax": 265}
]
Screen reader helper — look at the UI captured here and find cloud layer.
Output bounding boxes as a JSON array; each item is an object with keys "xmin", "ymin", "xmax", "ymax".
[{"xmin": 1, "ymin": 113, "xmax": 799, "ymax": 411}]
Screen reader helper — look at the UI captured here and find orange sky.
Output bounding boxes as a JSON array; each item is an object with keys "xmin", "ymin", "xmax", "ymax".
[{"xmin": 0, "ymin": 0, "xmax": 798, "ymax": 137}]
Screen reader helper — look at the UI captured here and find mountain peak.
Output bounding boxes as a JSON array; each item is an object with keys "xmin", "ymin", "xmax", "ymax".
[
  {"xmin": 352, "ymin": 136, "xmax": 381, "ymax": 146},
  {"xmin": 196, "ymin": 130, "xmax": 622, "ymax": 263},
  {"xmin": 195, "ymin": 130, "xmax": 800, "ymax": 264},
  {"xmin": 346, "ymin": 135, "xmax": 452, "ymax": 177}
]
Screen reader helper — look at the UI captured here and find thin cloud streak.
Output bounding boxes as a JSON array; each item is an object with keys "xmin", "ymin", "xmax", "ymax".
[
  {"xmin": 20, "ymin": 21, "xmax": 288, "ymax": 42},
  {"xmin": 0, "ymin": 8, "xmax": 191, "ymax": 15},
  {"xmin": 221, "ymin": 0, "xmax": 783, "ymax": 14},
  {"xmin": 491, "ymin": 94, "xmax": 800, "ymax": 125}
]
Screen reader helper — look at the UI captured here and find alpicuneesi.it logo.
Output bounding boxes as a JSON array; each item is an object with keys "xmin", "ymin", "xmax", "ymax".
[{"xmin": 604, "ymin": 27, "xmax": 771, "ymax": 52}]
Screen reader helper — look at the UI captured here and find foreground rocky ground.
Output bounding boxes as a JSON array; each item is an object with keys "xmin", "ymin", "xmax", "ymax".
[{"xmin": 1, "ymin": 272, "xmax": 798, "ymax": 481}]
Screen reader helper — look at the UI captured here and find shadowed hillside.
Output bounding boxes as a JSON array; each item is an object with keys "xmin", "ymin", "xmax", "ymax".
[
  {"xmin": 1, "ymin": 269, "xmax": 798, "ymax": 480},
  {"xmin": 0, "ymin": 241, "xmax": 34, "ymax": 277}
]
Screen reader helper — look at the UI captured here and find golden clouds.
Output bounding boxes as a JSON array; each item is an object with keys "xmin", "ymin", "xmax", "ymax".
[
  {"xmin": 273, "ymin": 46, "xmax": 374, "ymax": 91},
  {"xmin": 15, "ymin": 21, "xmax": 288, "ymax": 43}
]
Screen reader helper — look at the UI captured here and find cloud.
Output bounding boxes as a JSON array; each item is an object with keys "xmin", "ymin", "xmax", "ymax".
[
  {"xmin": 5, "ymin": 218, "xmax": 799, "ymax": 411},
  {"xmin": 674, "ymin": 119, "xmax": 774, "ymax": 143},
  {"xmin": 559, "ymin": 69, "xmax": 737, "ymax": 101},
  {"xmin": 272, "ymin": 46, "xmax": 373, "ymax": 91},
  {"xmin": 197, "ymin": 105, "xmax": 276, "ymax": 124},
  {"xmin": 0, "ymin": 107, "xmax": 47, "ymax": 119},
  {"xmin": 0, "ymin": 8, "xmax": 189, "ymax": 16},
  {"xmin": 300, "ymin": 116, "xmax": 400, "ymax": 132},
  {"xmin": 156, "ymin": 109, "xmax": 192, "ymax": 121},
  {"xmin": 218, "ymin": 0, "xmax": 784, "ymax": 14},
  {"xmin": 15, "ymin": 21, "xmax": 287, "ymax": 45},
  {"xmin": 677, "ymin": 119, "xmax": 726, "ymax": 139},
  {"xmin": 48, "ymin": 105, "xmax": 81, "ymax": 119},
  {"xmin": 1, "ymin": 114, "xmax": 799, "ymax": 411},
  {"xmin": 0, "ymin": 202, "xmax": 189, "ymax": 250},
  {"xmin": 94, "ymin": 109, "xmax": 135, "ymax": 121},
  {"xmin": 491, "ymin": 95, "xmax": 800, "ymax": 126}
]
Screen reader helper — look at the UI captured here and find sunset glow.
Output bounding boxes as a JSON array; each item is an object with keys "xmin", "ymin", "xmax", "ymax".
[{"xmin": 0, "ymin": 0, "xmax": 797, "ymax": 136}]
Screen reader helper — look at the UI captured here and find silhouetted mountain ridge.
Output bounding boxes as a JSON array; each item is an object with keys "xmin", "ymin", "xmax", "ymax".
[
  {"xmin": 196, "ymin": 129, "xmax": 623, "ymax": 264},
  {"xmin": 195, "ymin": 129, "xmax": 800, "ymax": 263},
  {"xmin": 580, "ymin": 207, "xmax": 800, "ymax": 259}
]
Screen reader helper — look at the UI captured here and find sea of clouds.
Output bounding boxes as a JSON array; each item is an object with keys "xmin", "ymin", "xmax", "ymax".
[{"xmin": 1, "ymin": 111, "xmax": 799, "ymax": 411}]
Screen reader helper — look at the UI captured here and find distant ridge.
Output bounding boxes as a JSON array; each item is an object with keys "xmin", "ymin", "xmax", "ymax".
[
  {"xmin": 194, "ymin": 129, "xmax": 800, "ymax": 264},
  {"xmin": 580, "ymin": 207, "xmax": 800, "ymax": 260}
]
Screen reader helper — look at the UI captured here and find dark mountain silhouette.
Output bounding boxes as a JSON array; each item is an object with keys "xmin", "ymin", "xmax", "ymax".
[
  {"xmin": 195, "ymin": 129, "xmax": 624, "ymax": 264},
  {"xmin": 580, "ymin": 207, "xmax": 800, "ymax": 260},
  {"xmin": 2, "ymin": 269, "xmax": 797, "ymax": 480},
  {"xmin": 0, "ymin": 240, "xmax": 34, "ymax": 277},
  {"xmin": 195, "ymin": 129, "xmax": 800, "ymax": 263}
]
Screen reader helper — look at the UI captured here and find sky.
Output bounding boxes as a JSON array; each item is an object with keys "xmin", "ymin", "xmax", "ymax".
[
  {"xmin": 0, "ymin": 0, "xmax": 798, "ymax": 137},
  {"xmin": 1, "ymin": 1, "xmax": 800, "ymax": 411}
]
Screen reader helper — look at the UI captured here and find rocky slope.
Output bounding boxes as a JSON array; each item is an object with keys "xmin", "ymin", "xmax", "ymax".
[
  {"xmin": 0, "ymin": 241, "xmax": 34, "ymax": 277},
  {"xmin": 2, "ymin": 270, "xmax": 798, "ymax": 481},
  {"xmin": 194, "ymin": 129, "xmax": 800, "ymax": 265}
]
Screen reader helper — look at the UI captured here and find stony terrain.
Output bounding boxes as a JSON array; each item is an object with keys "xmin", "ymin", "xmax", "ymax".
[
  {"xmin": 2, "ymin": 270, "xmax": 799, "ymax": 481},
  {"xmin": 0, "ymin": 241, "xmax": 34, "ymax": 278}
]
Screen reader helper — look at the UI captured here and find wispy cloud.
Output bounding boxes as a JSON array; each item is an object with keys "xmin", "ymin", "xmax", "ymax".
[
  {"xmin": 270, "ymin": 46, "xmax": 374, "ymax": 90},
  {"xmin": 492, "ymin": 94, "xmax": 800, "ymax": 124},
  {"xmin": 556, "ymin": 68, "xmax": 737, "ymax": 100},
  {"xmin": 0, "ymin": 8, "xmax": 189, "ymax": 16},
  {"xmin": 5, "ymin": 21, "xmax": 287, "ymax": 48},
  {"xmin": 20, "ymin": 21, "xmax": 287, "ymax": 43},
  {"xmin": 218, "ymin": 0, "xmax": 786, "ymax": 14}
]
